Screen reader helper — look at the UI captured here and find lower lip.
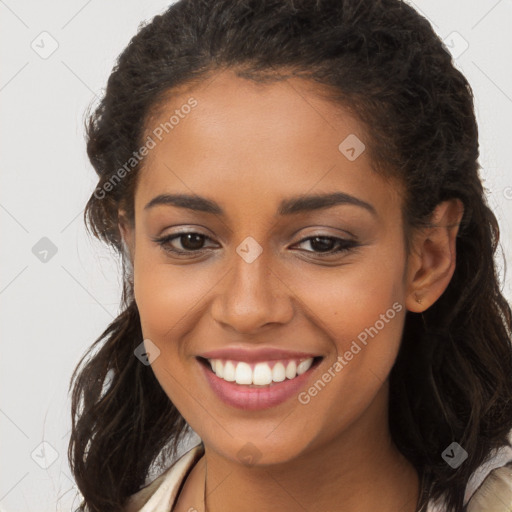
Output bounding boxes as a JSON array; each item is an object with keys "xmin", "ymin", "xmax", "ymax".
[{"xmin": 198, "ymin": 358, "xmax": 322, "ymax": 411}]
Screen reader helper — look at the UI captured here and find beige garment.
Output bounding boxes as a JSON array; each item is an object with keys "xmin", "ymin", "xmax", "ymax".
[
  {"xmin": 125, "ymin": 444, "xmax": 205, "ymax": 512},
  {"xmin": 125, "ymin": 443, "xmax": 512, "ymax": 512}
]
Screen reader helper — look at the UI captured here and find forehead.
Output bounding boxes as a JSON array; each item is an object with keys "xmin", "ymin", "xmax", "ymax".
[{"xmin": 136, "ymin": 69, "xmax": 403, "ymax": 219}]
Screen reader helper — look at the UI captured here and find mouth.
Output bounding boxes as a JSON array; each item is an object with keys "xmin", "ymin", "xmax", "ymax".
[
  {"xmin": 196, "ymin": 355, "xmax": 324, "ymax": 410},
  {"xmin": 197, "ymin": 356, "xmax": 324, "ymax": 387}
]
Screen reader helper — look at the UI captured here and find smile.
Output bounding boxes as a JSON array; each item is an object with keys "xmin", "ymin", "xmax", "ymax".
[
  {"xmin": 206, "ymin": 357, "xmax": 315, "ymax": 386},
  {"xmin": 197, "ymin": 356, "xmax": 323, "ymax": 410}
]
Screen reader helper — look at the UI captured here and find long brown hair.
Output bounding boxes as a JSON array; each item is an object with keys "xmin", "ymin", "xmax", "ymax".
[{"xmin": 68, "ymin": 1, "xmax": 512, "ymax": 510}]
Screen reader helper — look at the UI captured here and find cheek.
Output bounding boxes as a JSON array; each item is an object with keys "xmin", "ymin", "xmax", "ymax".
[
  {"xmin": 287, "ymin": 252, "xmax": 405, "ymax": 350},
  {"xmin": 132, "ymin": 249, "xmax": 214, "ymax": 418},
  {"xmin": 133, "ymin": 252, "xmax": 215, "ymax": 344},
  {"xmin": 286, "ymin": 249, "xmax": 407, "ymax": 412}
]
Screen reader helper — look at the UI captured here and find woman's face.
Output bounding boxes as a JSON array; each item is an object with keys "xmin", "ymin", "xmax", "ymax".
[{"xmin": 125, "ymin": 69, "xmax": 412, "ymax": 465}]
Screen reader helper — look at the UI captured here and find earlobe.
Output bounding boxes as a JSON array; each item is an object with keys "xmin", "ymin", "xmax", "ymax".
[{"xmin": 405, "ymin": 198, "xmax": 464, "ymax": 312}]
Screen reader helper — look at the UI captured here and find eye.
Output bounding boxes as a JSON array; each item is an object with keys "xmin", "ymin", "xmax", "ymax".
[
  {"xmin": 152, "ymin": 232, "xmax": 360, "ymax": 258},
  {"xmin": 293, "ymin": 235, "xmax": 359, "ymax": 256},
  {"xmin": 152, "ymin": 232, "xmax": 216, "ymax": 256}
]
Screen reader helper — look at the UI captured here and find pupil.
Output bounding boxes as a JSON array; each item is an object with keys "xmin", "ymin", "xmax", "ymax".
[
  {"xmin": 182, "ymin": 234, "xmax": 204, "ymax": 250},
  {"xmin": 311, "ymin": 237, "xmax": 333, "ymax": 252}
]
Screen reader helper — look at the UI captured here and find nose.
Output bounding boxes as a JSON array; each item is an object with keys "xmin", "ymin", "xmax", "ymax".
[{"xmin": 210, "ymin": 247, "xmax": 294, "ymax": 334}]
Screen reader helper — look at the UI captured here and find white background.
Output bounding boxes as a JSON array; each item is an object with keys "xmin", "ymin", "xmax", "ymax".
[{"xmin": 1, "ymin": 1, "xmax": 511, "ymax": 510}]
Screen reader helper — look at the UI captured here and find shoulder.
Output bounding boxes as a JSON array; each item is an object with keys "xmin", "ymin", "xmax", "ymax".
[
  {"xmin": 427, "ymin": 445, "xmax": 512, "ymax": 512},
  {"xmin": 466, "ymin": 460, "xmax": 512, "ymax": 512},
  {"xmin": 124, "ymin": 443, "xmax": 205, "ymax": 512}
]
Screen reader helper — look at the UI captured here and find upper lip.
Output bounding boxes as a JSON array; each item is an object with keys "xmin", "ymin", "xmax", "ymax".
[{"xmin": 197, "ymin": 347, "xmax": 322, "ymax": 363}]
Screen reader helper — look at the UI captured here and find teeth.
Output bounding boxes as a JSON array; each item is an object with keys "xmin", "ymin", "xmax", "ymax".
[
  {"xmin": 297, "ymin": 358, "xmax": 314, "ymax": 375},
  {"xmin": 235, "ymin": 362, "xmax": 252, "ymax": 385},
  {"xmin": 272, "ymin": 362, "xmax": 286, "ymax": 383},
  {"xmin": 285, "ymin": 360, "xmax": 297, "ymax": 379},
  {"xmin": 207, "ymin": 357, "xmax": 316, "ymax": 386},
  {"xmin": 215, "ymin": 359, "xmax": 224, "ymax": 378},
  {"xmin": 223, "ymin": 361, "xmax": 236, "ymax": 382},
  {"xmin": 254, "ymin": 362, "xmax": 273, "ymax": 385}
]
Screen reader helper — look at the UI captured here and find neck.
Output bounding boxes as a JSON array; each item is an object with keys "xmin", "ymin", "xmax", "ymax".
[{"xmin": 197, "ymin": 386, "xmax": 419, "ymax": 512}]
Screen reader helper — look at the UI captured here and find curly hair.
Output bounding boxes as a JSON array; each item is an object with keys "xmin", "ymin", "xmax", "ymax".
[{"xmin": 68, "ymin": 1, "xmax": 512, "ymax": 511}]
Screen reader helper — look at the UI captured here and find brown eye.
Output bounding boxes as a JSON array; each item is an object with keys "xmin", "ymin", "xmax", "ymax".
[
  {"xmin": 308, "ymin": 236, "xmax": 337, "ymax": 252},
  {"xmin": 152, "ymin": 232, "xmax": 359, "ymax": 259},
  {"xmin": 294, "ymin": 236, "xmax": 359, "ymax": 255},
  {"xmin": 153, "ymin": 232, "xmax": 216, "ymax": 255},
  {"xmin": 177, "ymin": 233, "xmax": 206, "ymax": 251}
]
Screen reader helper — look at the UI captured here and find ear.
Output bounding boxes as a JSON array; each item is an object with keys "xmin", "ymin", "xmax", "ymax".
[
  {"xmin": 118, "ymin": 209, "xmax": 135, "ymax": 263},
  {"xmin": 405, "ymin": 198, "xmax": 464, "ymax": 313}
]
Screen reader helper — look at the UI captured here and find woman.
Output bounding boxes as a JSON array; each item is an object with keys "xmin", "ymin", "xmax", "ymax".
[{"xmin": 68, "ymin": 1, "xmax": 512, "ymax": 511}]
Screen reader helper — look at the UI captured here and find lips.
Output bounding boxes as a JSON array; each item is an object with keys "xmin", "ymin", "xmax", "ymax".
[
  {"xmin": 197, "ymin": 356, "xmax": 323, "ymax": 410},
  {"xmin": 195, "ymin": 346, "xmax": 324, "ymax": 410}
]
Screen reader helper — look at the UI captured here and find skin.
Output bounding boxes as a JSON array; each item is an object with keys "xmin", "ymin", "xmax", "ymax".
[{"xmin": 119, "ymin": 69, "xmax": 464, "ymax": 512}]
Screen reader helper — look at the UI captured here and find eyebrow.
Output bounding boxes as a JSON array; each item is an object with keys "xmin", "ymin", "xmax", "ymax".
[{"xmin": 144, "ymin": 192, "xmax": 377, "ymax": 217}]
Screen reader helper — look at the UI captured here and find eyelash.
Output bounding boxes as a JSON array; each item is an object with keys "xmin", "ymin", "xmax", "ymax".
[{"xmin": 152, "ymin": 232, "xmax": 360, "ymax": 258}]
